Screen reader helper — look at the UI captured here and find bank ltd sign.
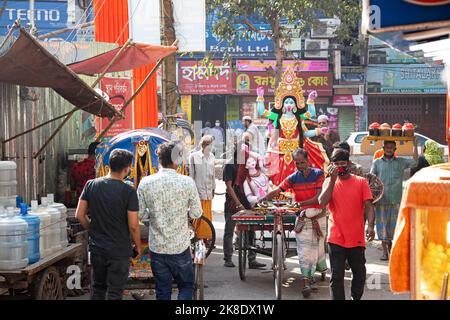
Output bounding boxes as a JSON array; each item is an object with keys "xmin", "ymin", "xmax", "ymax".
[{"xmin": 206, "ymin": 18, "xmax": 274, "ymax": 57}]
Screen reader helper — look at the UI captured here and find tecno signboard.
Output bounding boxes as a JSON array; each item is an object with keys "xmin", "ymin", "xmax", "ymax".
[{"xmin": 0, "ymin": 1, "xmax": 69, "ymax": 40}]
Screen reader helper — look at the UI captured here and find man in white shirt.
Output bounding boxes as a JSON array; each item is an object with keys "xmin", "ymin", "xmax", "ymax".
[{"xmin": 189, "ymin": 135, "xmax": 216, "ymax": 241}]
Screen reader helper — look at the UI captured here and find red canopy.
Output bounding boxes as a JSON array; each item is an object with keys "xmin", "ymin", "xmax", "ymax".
[{"xmin": 67, "ymin": 42, "xmax": 177, "ymax": 76}]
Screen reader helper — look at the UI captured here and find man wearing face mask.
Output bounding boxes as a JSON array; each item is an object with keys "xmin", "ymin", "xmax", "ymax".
[
  {"xmin": 189, "ymin": 135, "xmax": 216, "ymax": 241},
  {"xmin": 210, "ymin": 120, "xmax": 225, "ymax": 158},
  {"xmin": 370, "ymin": 141, "xmax": 416, "ymax": 261},
  {"xmin": 76, "ymin": 149, "xmax": 141, "ymax": 300},
  {"xmin": 318, "ymin": 148, "xmax": 375, "ymax": 300}
]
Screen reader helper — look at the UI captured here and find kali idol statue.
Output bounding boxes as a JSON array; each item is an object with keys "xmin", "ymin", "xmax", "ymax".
[{"xmin": 257, "ymin": 67, "xmax": 329, "ymax": 185}]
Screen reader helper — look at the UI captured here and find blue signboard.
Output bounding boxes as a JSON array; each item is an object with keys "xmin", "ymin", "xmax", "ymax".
[
  {"xmin": 206, "ymin": 21, "xmax": 274, "ymax": 58},
  {"xmin": 0, "ymin": 0, "xmax": 69, "ymax": 40},
  {"xmin": 366, "ymin": 0, "xmax": 450, "ymax": 32}
]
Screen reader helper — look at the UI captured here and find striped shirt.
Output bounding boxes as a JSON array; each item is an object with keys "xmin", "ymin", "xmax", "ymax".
[{"xmin": 279, "ymin": 168, "xmax": 324, "ymax": 209}]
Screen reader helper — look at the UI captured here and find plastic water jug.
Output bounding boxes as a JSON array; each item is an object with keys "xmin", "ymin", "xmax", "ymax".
[
  {"xmin": 19, "ymin": 203, "xmax": 40, "ymax": 264},
  {"xmin": 40, "ymin": 197, "xmax": 61, "ymax": 253},
  {"xmin": 0, "ymin": 161, "xmax": 17, "ymax": 182},
  {"xmin": 47, "ymin": 194, "xmax": 68, "ymax": 248},
  {"xmin": 0, "ymin": 207, "xmax": 28, "ymax": 270},
  {"xmin": 29, "ymin": 200, "xmax": 52, "ymax": 258},
  {"xmin": 0, "ymin": 180, "xmax": 17, "ymax": 197}
]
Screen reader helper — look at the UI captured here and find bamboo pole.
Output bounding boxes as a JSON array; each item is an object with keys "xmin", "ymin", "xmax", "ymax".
[
  {"xmin": 95, "ymin": 40, "xmax": 178, "ymax": 141},
  {"xmin": 33, "ymin": 39, "xmax": 133, "ymax": 158}
]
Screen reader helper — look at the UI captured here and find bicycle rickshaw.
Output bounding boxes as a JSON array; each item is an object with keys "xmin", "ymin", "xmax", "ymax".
[{"xmin": 96, "ymin": 128, "xmax": 216, "ymax": 300}]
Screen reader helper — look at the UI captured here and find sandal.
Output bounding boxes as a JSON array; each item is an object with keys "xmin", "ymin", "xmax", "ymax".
[
  {"xmin": 302, "ymin": 285, "xmax": 312, "ymax": 298},
  {"xmin": 380, "ymin": 253, "xmax": 389, "ymax": 261}
]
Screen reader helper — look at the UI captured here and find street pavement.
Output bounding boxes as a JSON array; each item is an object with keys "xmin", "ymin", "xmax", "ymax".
[{"xmin": 70, "ymin": 180, "xmax": 409, "ymax": 300}]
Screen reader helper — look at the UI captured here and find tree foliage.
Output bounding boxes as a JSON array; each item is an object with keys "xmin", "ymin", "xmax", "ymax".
[{"xmin": 206, "ymin": 0, "xmax": 362, "ymax": 84}]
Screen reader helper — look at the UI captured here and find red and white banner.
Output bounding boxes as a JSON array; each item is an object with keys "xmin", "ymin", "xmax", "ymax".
[
  {"xmin": 178, "ymin": 61, "xmax": 232, "ymax": 94},
  {"xmin": 97, "ymin": 78, "xmax": 134, "ymax": 137},
  {"xmin": 333, "ymin": 95, "xmax": 364, "ymax": 107}
]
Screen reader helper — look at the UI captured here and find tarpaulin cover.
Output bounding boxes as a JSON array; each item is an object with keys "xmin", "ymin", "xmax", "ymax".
[
  {"xmin": 0, "ymin": 28, "xmax": 119, "ymax": 118},
  {"xmin": 67, "ymin": 43, "xmax": 177, "ymax": 76}
]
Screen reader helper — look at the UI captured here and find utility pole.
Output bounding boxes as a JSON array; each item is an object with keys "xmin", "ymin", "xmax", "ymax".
[
  {"xmin": 29, "ymin": 0, "xmax": 36, "ymax": 35},
  {"xmin": 160, "ymin": 0, "xmax": 178, "ymax": 118}
]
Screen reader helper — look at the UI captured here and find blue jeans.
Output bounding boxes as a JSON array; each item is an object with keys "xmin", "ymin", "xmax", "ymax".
[{"xmin": 150, "ymin": 248, "xmax": 194, "ymax": 300}]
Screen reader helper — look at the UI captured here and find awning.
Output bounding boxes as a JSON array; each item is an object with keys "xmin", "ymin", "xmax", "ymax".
[
  {"xmin": 0, "ymin": 28, "xmax": 119, "ymax": 118},
  {"xmin": 332, "ymin": 95, "xmax": 364, "ymax": 107},
  {"xmin": 67, "ymin": 42, "xmax": 178, "ymax": 76}
]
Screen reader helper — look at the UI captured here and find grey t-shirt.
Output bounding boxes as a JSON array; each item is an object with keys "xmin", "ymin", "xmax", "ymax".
[{"xmin": 81, "ymin": 177, "xmax": 139, "ymax": 258}]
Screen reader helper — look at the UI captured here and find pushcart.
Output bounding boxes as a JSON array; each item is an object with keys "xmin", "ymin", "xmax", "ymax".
[
  {"xmin": 232, "ymin": 200, "xmax": 327, "ymax": 300},
  {"xmin": 0, "ymin": 244, "xmax": 83, "ymax": 300}
]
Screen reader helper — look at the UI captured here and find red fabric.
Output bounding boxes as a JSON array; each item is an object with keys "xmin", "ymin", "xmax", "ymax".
[
  {"xmin": 266, "ymin": 129, "xmax": 327, "ymax": 186},
  {"xmin": 327, "ymin": 175, "xmax": 373, "ymax": 248},
  {"xmin": 279, "ymin": 170, "xmax": 324, "ymax": 209},
  {"xmin": 70, "ymin": 158, "xmax": 96, "ymax": 197},
  {"xmin": 93, "ymin": 0, "xmax": 159, "ymax": 128},
  {"xmin": 68, "ymin": 44, "xmax": 177, "ymax": 76}
]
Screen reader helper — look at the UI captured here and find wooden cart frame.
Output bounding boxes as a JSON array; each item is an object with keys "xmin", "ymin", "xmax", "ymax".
[{"xmin": 0, "ymin": 244, "xmax": 82, "ymax": 300}]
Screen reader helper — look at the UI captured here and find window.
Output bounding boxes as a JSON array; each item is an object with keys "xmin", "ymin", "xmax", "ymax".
[{"xmin": 355, "ymin": 133, "xmax": 367, "ymax": 144}]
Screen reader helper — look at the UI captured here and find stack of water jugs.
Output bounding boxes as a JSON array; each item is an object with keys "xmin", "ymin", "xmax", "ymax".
[{"xmin": 0, "ymin": 161, "xmax": 68, "ymax": 270}]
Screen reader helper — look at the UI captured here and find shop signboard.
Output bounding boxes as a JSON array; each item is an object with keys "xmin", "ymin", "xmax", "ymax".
[
  {"xmin": 236, "ymin": 60, "xmax": 329, "ymax": 72},
  {"xmin": 333, "ymin": 95, "xmax": 365, "ymax": 106},
  {"xmin": 363, "ymin": 0, "xmax": 450, "ymax": 33},
  {"xmin": 180, "ymin": 95, "xmax": 192, "ymax": 122},
  {"xmin": 233, "ymin": 71, "xmax": 333, "ymax": 96},
  {"xmin": 0, "ymin": 1, "xmax": 70, "ymax": 40},
  {"xmin": 97, "ymin": 78, "xmax": 134, "ymax": 137},
  {"xmin": 367, "ymin": 64, "xmax": 446, "ymax": 94},
  {"xmin": 178, "ymin": 60, "xmax": 232, "ymax": 94},
  {"xmin": 341, "ymin": 67, "xmax": 365, "ymax": 84}
]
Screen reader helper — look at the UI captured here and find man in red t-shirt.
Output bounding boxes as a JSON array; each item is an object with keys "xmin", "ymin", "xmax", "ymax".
[
  {"xmin": 261, "ymin": 148, "xmax": 327, "ymax": 298},
  {"xmin": 319, "ymin": 148, "xmax": 375, "ymax": 300},
  {"xmin": 71, "ymin": 142, "xmax": 99, "ymax": 201}
]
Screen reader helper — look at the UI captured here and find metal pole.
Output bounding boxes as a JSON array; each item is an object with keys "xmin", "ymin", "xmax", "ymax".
[
  {"xmin": 160, "ymin": 0, "xmax": 167, "ymax": 117},
  {"xmin": 37, "ymin": 21, "xmax": 95, "ymax": 40},
  {"xmin": 33, "ymin": 110, "xmax": 75, "ymax": 159},
  {"xmin": 29, "ymin": 0, "xmax": 35, "ymax": 34}
]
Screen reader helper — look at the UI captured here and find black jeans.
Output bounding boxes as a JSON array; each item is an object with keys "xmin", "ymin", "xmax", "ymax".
[
  {"xmin": 328, "ymin": 243, "xmax": 366, "ymax": 300},
  {"xmin": 223, "ymin": 211, "xmax": 256, "ymax": 262},
  {"xmin": 90, "ymin": 252, "xmax": 130, "ymax": 300},
  {"xmin": 150, "ymin": 248, "xmax": 194, "ymax": 300}
]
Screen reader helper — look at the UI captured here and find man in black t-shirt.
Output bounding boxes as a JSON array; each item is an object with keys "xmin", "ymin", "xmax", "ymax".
[{"xmin": 76, "ymin": 148, "xmax": 141, "ymax": 300}]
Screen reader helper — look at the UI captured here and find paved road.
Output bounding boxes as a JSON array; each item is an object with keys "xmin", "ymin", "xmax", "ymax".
[{"xmin": 70, "ymin": 180, "xmax": 409, "ymax": 300}]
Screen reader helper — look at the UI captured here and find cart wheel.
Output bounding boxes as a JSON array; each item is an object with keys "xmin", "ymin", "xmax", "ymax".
[
  {"xmin": 192, "ymin": 216, "xmax": 216, "ymax": 259},
  {"xmin": 131, "ymin": 291, "xmax": 148, "ymax": 300},
  {"xmin": 193, "ymin": 264, "xmax": 204, "ymax": 300},
  {"xmin": 274, "ymin": 233, "xmax": 283, "ymax": 300},
  {"xmin": 33, "ymin": 266, "xmax": 64, "ymax": 300},
  {"xmin": 238, "ymin": 230, "xmax": 247, "ymax": 281}
]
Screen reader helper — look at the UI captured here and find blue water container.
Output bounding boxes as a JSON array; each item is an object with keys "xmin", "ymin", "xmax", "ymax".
[{"xmin": 19, "ymin": 203, "xmax": 40, "ymax": 264}]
